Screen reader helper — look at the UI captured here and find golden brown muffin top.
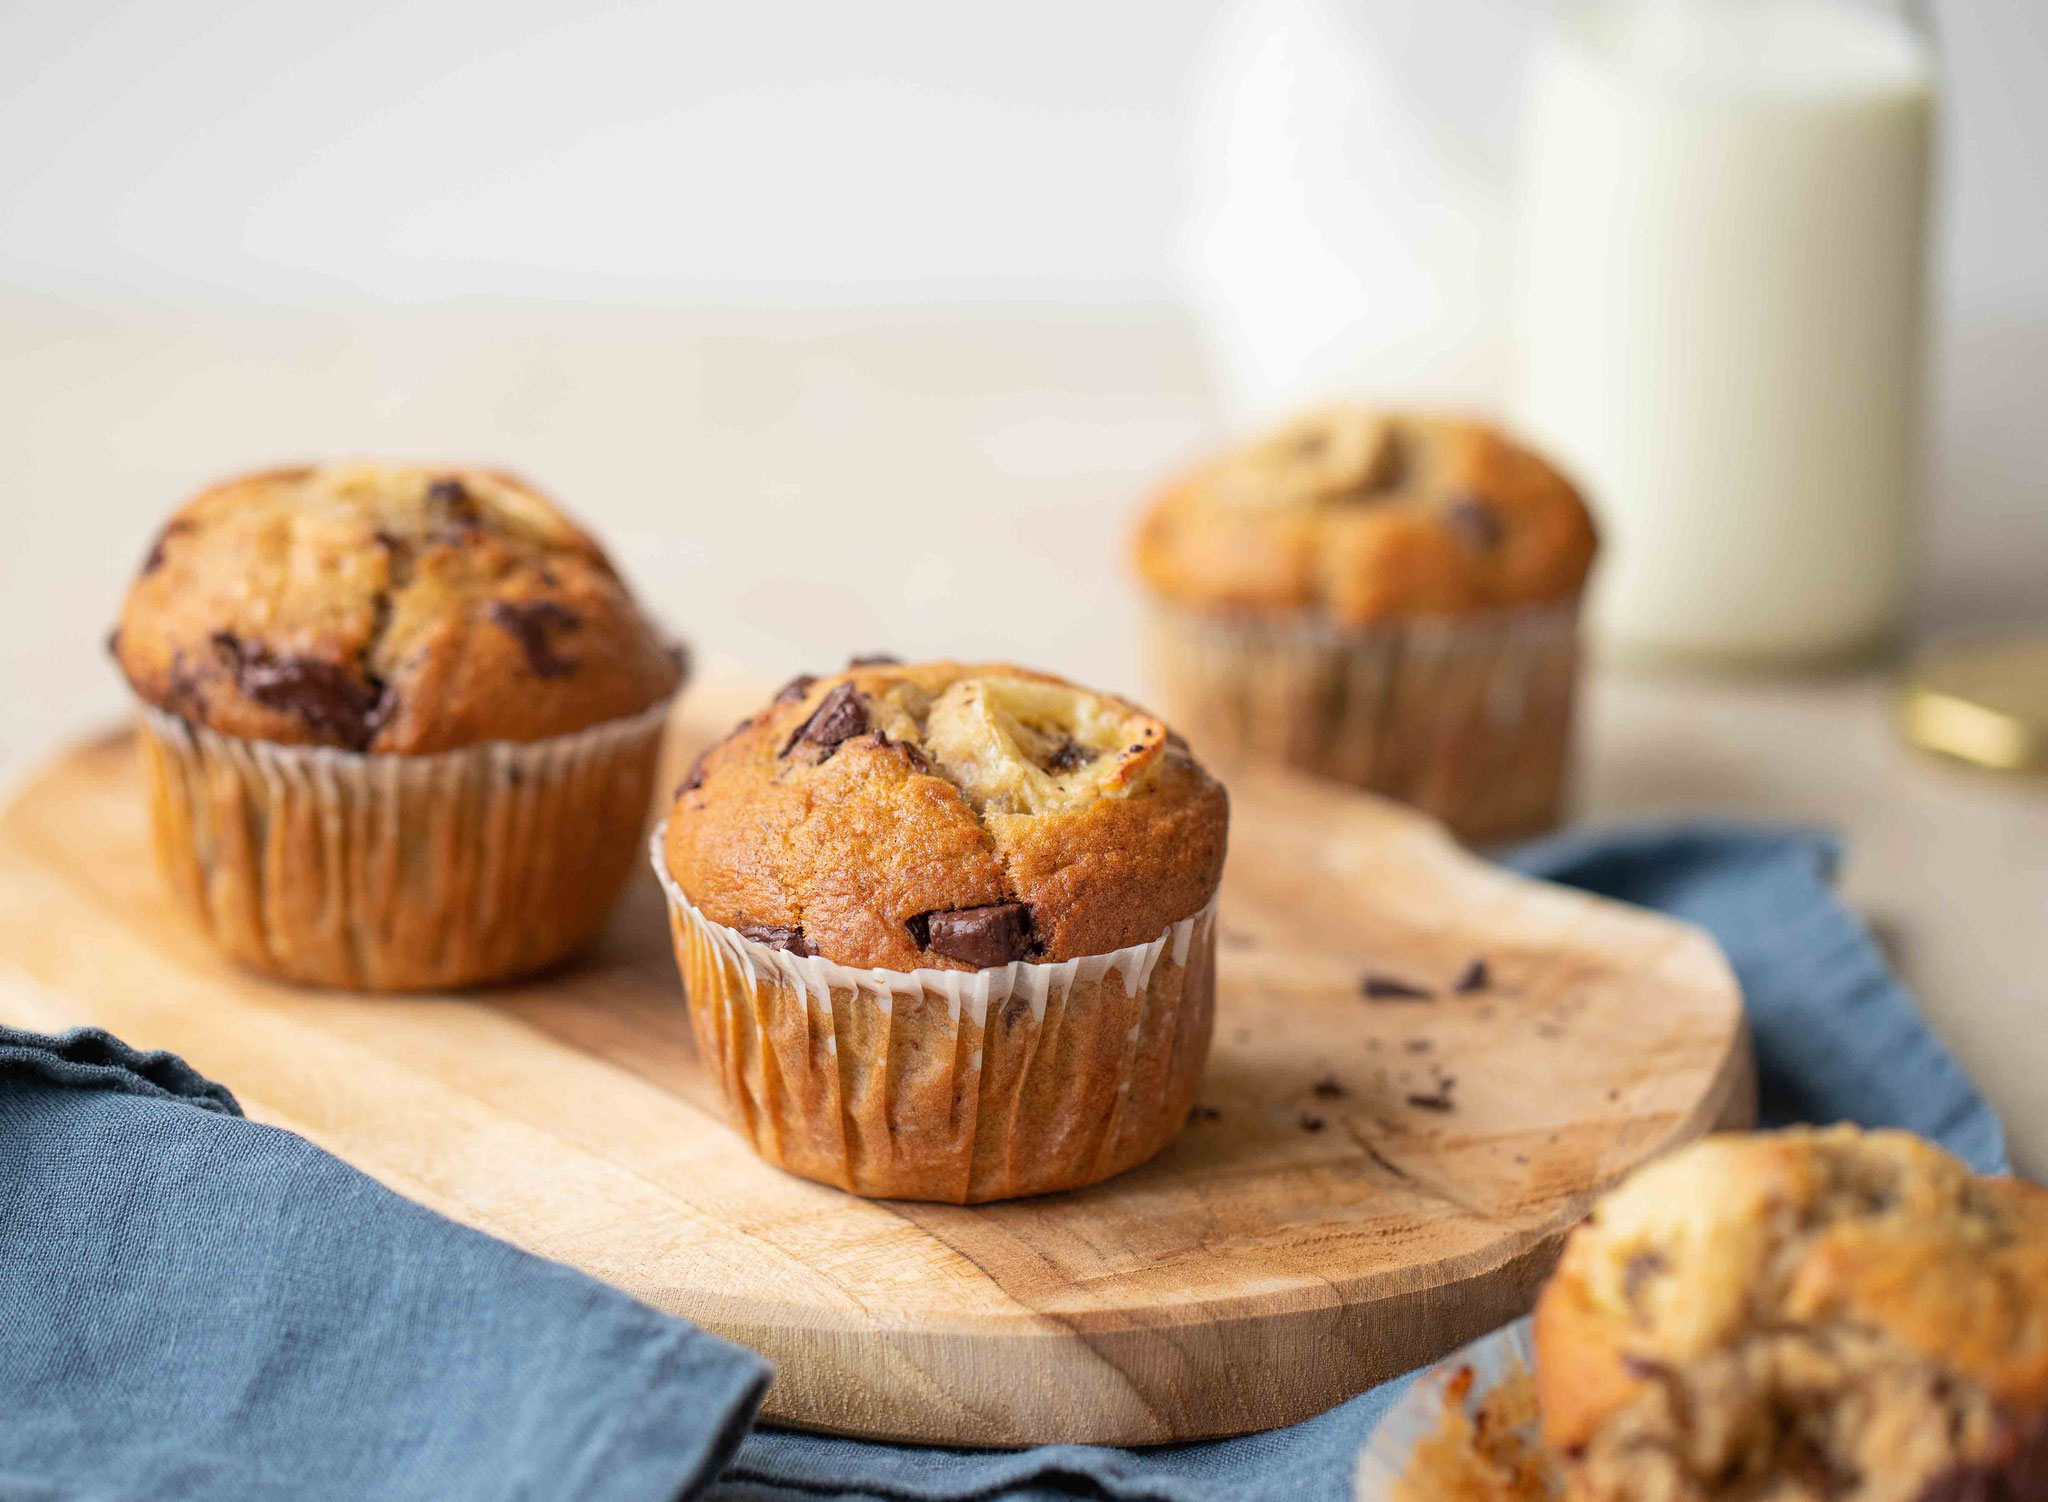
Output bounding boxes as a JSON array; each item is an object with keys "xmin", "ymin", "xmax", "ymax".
[
  {"xmin": 663, "ymin": 660, "xmax": 1229, "ymax": 971},
  {"xmin": 1535, "ymin": 1127, "xmax": 2048, "ymax": 1498},
  {"xmin": 112, "ymin": 464, "xmax": 684, "ymax": 753},
  {"xmin": 1132, "ymin": 409, "xmax": 1598, "ymax": 626}
]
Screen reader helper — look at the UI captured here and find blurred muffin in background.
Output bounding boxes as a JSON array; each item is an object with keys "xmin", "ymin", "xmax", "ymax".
[
  {"xmin": 657, "ymin": 657, "xmax": 1227, "ymax": 1202},
  {"xmin": 1535, "ymin": 1125, "xmax": 2048, "ymax": 1502},
  {"xmin": 1132, "ymin": 408, "xmax": 1596, "ymax": 844},
  {"xmin": 112, "ymin": 463, "xmax": 685, "ymax": 990}
]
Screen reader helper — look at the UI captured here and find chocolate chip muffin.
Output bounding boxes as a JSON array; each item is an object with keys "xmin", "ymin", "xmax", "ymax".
[
  {"xmin": 1132, "ymin": 408, "xmax": 1597, "ymax": 844},
  {"xmin": 1534, "ymin": 1127, "xmax": 2048, "ymax": 1502},
  {"xmin": 656, "ymin": 659, "xmax": 1228, "ymax": 1202},
  {"xmin": 113, "ymin": 463, "xmax": 685, "ymax": 990}
]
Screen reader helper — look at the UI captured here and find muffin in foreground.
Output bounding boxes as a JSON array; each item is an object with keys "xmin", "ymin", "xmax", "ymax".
[
  {"xmin": 1534, "ymin": 1126, "xmax": 2048, "ymax": 1502},
  {"xmin": 112, "ymin": 463, "xmax": 684, "ymax": 990},
  {"xmin": 1132, "ymin": 409, "xmax": 1597, "ymax": 845},
  {"xmin": 657, "ymin": 659, "xmax": 1228, "ymax": 1202}
]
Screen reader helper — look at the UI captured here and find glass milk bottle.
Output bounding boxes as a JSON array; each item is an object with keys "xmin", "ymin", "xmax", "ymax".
[{"xmin": 1510, "ymin": 0, "xmax": 1937, "ymax": 666}]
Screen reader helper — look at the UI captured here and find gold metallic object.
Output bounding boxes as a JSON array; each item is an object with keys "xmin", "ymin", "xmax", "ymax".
[{"xmin": 1899, "ymin": 631, "xmax": 2048, "ymax": 773}]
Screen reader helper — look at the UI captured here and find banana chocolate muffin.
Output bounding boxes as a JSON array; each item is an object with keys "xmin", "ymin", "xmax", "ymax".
[
  {"xmin": 1534, "ymin": 1127, "xmax": 2048, "ymax": 1502},
  {"xmin": 1132, "ymin": 408, "xmax": 1597, "ymax": 844},
  {"xmin": 113, "ymin": 463, "xmax": 684, "ymax": 990},
  {"xmin": 658, "ymin": 659, "xmax": 1228, "ymax": 1202}
]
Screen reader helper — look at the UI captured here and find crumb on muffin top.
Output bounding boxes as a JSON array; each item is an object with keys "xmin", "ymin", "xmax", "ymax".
[
  {"xmin": 1535, "ymin": 1126, "xmax": 2048, "ymax": 1500},
  {"xmin": 1132, "ymin": 409, "xmax": 1598, "ymax": 625},
  {"xmin": 662, "ymin": 659, "xmax": 1229, "ymax": 971},
  {"xmin": 112, "ymin": 464, "xmax": 684, "ymax": 753}
]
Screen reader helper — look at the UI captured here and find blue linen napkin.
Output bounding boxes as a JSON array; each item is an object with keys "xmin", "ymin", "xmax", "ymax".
[
  {"xmin": 0, "ymin": 1028, "xmax": 771, "ymax": 1502},
  {"xmin": 0, "ymin": 825, "xmax": 2005, "ymax": 1502}
]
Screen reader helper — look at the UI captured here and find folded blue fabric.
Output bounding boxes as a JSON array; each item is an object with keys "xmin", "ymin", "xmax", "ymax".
[
  {"xmin": 0, "ymin": 825, "xmax": 2004, "ymax": 1502},
  {"xmin": 1, "ymin": 1029, "xmax": 770, "ymax": 1502}
]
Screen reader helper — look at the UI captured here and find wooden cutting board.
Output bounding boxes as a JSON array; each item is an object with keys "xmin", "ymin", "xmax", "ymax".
[{"xmin": 0, "ymin": 695, "xmax": 1752, "ymax": 1446}]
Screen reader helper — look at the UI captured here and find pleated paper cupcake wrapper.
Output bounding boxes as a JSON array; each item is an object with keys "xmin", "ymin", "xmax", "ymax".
[
  {"xmin": 653, "ymin": 827, "xmax": 1218, "ymax": 1203},
  {"xmin": 1352, "ymin": 1318, "xmax": 1554, "ymax": 1502},
  {"xmin": 137, "ymin": 696, "xmax": 673, "ymax": 991},
  {"xmin": 1144, "ymin": 597, "xmax": 1582, "ymax": 847}
]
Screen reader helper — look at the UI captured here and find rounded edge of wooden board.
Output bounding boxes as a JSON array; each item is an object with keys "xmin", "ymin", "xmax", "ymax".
[{"xmin": 0, "ymin": 724, "xmax": 1757, "ymax": 1449}]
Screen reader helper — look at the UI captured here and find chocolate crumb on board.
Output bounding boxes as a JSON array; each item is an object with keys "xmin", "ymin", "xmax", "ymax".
[
  {"xmin": 1363, "ymin": 973, "xmax": 1435, "ymax": 1001},
  {"xmin": 1311, "ymin": 1075, "xmax": 1348, "ymax": 1099},
  {"xmin": 738, "ymin": 924, "xmax": 815, "ymax": 957},
  {"xmin": 1407, "ymin": 1079, "xmax": 1457, "ymax": 1113},
  {"xmin": 1453, "ymin": 957, "xmax": 1491, "ymax": 994},
  {"xmin": 1299, "ymin": 1113, "xmax": 1326, "ymax": 1133},
  {"xmin": 1190, "ymin": 1104, "xmax": 1222, "ymax": 1122}
]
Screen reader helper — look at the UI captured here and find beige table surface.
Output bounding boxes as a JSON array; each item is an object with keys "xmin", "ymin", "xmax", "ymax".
[{"xmin": 3, "ymin": 292, "xmax": 2043, "ymax": 1176}]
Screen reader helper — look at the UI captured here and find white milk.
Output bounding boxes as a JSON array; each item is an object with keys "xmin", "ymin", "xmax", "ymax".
[{"xmin": 1510, "ymin": 0, "xmax": 1936, "ymax": 665}]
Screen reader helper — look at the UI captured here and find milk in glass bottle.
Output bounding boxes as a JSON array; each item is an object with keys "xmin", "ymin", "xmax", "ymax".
[{"xmin": 1510, "ymin": 0, "xmax": 1937, "ymax": 666}]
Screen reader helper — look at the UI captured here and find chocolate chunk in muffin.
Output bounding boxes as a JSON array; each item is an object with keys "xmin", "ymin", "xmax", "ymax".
[
  {"xmin": 665, "ymin": 660, "xmax": 1228, "ymax": 971},
  {"xmin": 910, "ymin": 902, "xmax": 1036, "ymax": 968},
  {"xmin": 113, "ymin": 464, "xmax": 682, "ymax": 753},
  {"xmin": 486, "ymin": 599, "xmax": 582, "ymax": 679}
]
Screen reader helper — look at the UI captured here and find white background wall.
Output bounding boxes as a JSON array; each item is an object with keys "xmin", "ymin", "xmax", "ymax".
[
  {"xmin": 3, "ymin": 1, "xmax": 2041, "ymax": 316},
  {"xmin": 2, "ymin": 0, "xmax": 2044, "ymax": 621}
]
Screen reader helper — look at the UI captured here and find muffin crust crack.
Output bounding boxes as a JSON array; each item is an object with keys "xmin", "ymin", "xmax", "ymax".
[{"xmin": 668, "ymin": 661, "xmax": 1228, "ymax": 971}]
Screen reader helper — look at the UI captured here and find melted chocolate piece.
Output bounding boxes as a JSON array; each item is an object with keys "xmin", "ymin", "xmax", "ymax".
[
  {"xmin": 1362, "ymin": 974, "xmax": 1435, "ymax": 1001},
  {"xmin": 847, "ymin": 653, "xmax": 900, "ymax": 667},
  {"xmin": 1453, "ymin": 957, "xmax": 1490, "ymax": 994},
  {"xmin": 773, "ymin": 674, "xmax": 818, "ymax": 705},
  {"xmin": 1311, "ymin": 1075, "xmax": 1348, "ymax": 1099},
  {"xmin": 738, "ymin": 924, "xmax": 815, "ymax": 958},
  {"xmin": 486, "ymin": 599, "xmax": 581, "ymax": 679},
  {"xmin": 872, "ymin": 731, "xmax": 930, "ymax": 772},
  {"xmin": 1445, "ymin": 494, "xmax": 1505, "ymax": 551},
  {"xmin": 427, "ymin": 476, "xmax": 480, "ymax": 524},
  {"xmin": 1040, "ymin": 737, "xmax": 1095, "ymax": 773},
  {"xmin": 211, "ymin": 632, "xmax": 390, "ymax": 750},
  {"xmin": 907, "ymin": 902, "xmax": 1035, "ymax": 968},
  {"xmin": 1299, "ymin": 1113, "xmax": 1327, "ymax": 1133},
  {"xmin": 781, "ymin": 682, "xmax": 868, "ymax": 758}
]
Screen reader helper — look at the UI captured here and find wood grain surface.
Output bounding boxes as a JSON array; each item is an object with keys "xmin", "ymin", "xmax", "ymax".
[{"xmin": 0, "ymin": 694, "xmax": 1753, "ymax": 1446}]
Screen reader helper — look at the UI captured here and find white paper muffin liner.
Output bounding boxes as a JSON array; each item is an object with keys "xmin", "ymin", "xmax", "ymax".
[
  {"xmin": 1354, "ymin": 1318, "xmax": 1556, "ymax": 1502},
  {"xmin": 1144, "ymin": 597, "xmax": 1581, "ymax": 846},
  {"xmin": 653, "ymin": 823, "xmax": 1219, "ymax": 1203},
  {"xmin": 136, "ymin": 696, "xmax": 673, "ymax": 991}
]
